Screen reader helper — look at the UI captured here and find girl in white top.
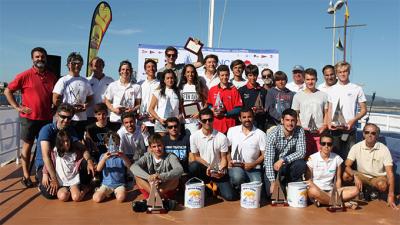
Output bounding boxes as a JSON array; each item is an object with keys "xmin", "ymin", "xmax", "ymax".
[
  {"xmin": 306, "ymin": 134, "xmax": 359, "ymax": 206},
  {"xmin": 104, "ymin": 60, "xmax": 141, "ymax": 127},
  {"xmin": 149, "ymin": 69, "xmax": 182, "ymax": 134},
  {"xmin": 179, "ymin": 64, "xmax": 208, "ymax": 134}
]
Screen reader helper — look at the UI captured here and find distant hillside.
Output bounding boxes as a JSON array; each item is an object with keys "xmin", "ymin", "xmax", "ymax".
[{"xmin": 366, "ymin": 95, "xmax": 400, "ymax": 107}]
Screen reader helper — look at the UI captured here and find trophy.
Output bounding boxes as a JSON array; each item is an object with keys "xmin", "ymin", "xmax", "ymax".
[
  {"xmin": 231, "ymin": 146, "xmax": 244, "ymax": 167},
  {"xmin": 107, "ymin": 134, "xmax": 119, "ymax": 155},
  {"xmin": 163, "ymin": 97, "xmax": 173, "ymax": 119},
  {"xmin": 69, "ymin": 86, "xmax": 84, "ymax": 111},
  {"xmin": 331, "ymin": 99, "xmax": 347, "ymax": 129},
  {"xmin": 252, "ymin": 93, "xmax": 264, "ymax": 113},
  {"xmin": 307, "ymin": 115, "xmax": 319, "ymax": 133},
  {"xmin": 119, "ymin": 92, "xmax": 133, "ymax": 113},
  {"xmin": 209, "ymin": 157, "xmax": 220, "ymax": 177},
  {"xmin": 213, "ymin": 93, "xmax": 225, "ymax": 116},
  {"xmin": 271, "ymin": 172, "xmax": 288, "ymax": 206},
  {"xmin": 327, "ymin": 175, "xmax": 346, "ymax": 212},
  {"xmin": 146, "ymin": 181, "xmax": 167, "ymax": 214},
  {"xmin": 138, "ymin": 103, "xmax": 149, "ymax": 120}
]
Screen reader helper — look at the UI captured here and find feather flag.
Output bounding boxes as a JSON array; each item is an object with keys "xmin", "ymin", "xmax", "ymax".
[
  {"xmin": 86, "ymin": 2, "xmax": 112, "ymax": 77},
  {"xmin": 336, "ymin": 37, "xmax": 344, "ymax": 51},
  {"xmin": 345, "ymin": 0, "xmax": 350, "ymax": 21}
]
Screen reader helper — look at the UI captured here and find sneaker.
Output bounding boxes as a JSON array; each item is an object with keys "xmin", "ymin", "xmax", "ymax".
[{"xmin": 21, "ymin": 177, "xmax": 34, "ymax": 188}]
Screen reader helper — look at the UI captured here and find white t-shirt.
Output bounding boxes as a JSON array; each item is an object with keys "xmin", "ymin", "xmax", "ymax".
[
  {"xmin": 53, "ymin": 74, "xmax": 94, "ymax": 121},
  {"xmin": 198, "ymin": 71, "xmax": 220, "ymax": 89},
  {"xmin": 181, "ymin": 84, "xmax": 201, "ymax": 125},
  {"xmin": 230, "ymin": 79, "xmax": 247, "ymax": 89},
  {"xmin": 86, "ymin": 74, "xmax": 114, "ymax": 117},
  {"xmin": 227, "ymin": 125, "xmax": 266, "ymax": 169},
  {"xmin": 54, "ymin": 148, "xmax": 80, "ymax": 186},
  {"xmin": 190, "ymin": 129, "xmax": 228, "ymax": 164},
  {"xmin": 292, "ymin": 90, "xmax": 328, "ymax": 129},
  {"xmin": 104, "ymin": 80, "xmax": 142, "ymax": 122},
  {"xmin": 327, "ymin": 82, "xmax": 366, "ymax": 127},
  {"xmin": 307, "ymin": 152, "xmax": 343, "ymax": 191},
  {"xmin": 286, "ymin": 81, "xmax": 305, "ymax": 93},
  {"xmin": 138, "ymin": 78, "xmax": 159, "ymax": 126},
  {"xmin": 317, "ymin": 82, "xmax": 333, "ymax": 94},
  {"xmin": 117, "ymin": 126, "xmax": 146, "ymax": 161},
  {"xmin": 153, "ymin": 88, "xmax": 180, "ymax": 120}
]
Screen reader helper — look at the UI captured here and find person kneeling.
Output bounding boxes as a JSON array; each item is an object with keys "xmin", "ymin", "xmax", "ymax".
[
  {"xmin": 306, "ymin": 133, "xmax": 359, "ymax": 207},
  {"xmin": 131, "ymin": 133, "xmax": 183, "ymax": 203},
  {"xmin": 93, "ymin": 131, "xmax": 132, "ymax": 203}
]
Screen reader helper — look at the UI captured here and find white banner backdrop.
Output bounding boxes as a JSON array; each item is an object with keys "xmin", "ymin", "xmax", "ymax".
[{"xmin": 137, "ymin": 44, "xmax": 279, "ymax": 83}]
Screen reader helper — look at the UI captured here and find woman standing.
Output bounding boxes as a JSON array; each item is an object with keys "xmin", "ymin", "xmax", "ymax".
[
  {"xmin": 179, "ymin": 64, "xmax": 208, "ymax": 134},
  {"xmin": 149, "ymin": 69, "xmax": 182, "ymax": 135}
]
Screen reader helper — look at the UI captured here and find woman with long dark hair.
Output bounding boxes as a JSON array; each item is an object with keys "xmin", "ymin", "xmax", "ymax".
[
  {"xmin": 149, "ymin": 69, "xmax": 182, "ymax": 134},
  {"xmin": 179, "ymin": 64, "xmax": 208, "ymax": 133}
]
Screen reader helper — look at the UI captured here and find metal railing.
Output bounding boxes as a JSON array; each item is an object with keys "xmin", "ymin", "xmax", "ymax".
[
  {"xmin": 0, "ymin": 119, "xmax": 20, "ymax": 165},
  {"xmin": 360, "ymin": 113, "xmax": 400, "ymax": 133}
]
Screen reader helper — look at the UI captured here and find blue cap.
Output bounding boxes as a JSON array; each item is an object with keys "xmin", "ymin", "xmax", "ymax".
[{"xmin": 292, "ymin": 65, "xmax": 304, "ymax": 72}]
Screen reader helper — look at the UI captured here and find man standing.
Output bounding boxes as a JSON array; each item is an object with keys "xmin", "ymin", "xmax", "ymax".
[
  {"xmin": 286, "ymin": 65, "xmax": 305, "ymax": 93},
  {"xmin": 227, "ymin": 108, "xmax": 266, "ymax": 192},
  {"xmin": 158, "ymin": 45, "xmax": 203, "ymax": 84},
  {"xmin": 53, "ymin": 52, "xmax": 93, "ymax": 139},
  {"xmin": 86, "ymin": 57, "xmax": 114, "ymax": 123},
  {"xmin": 4, "ymin": 47, "xmax": 57, "ymax": 187},
  {"xmin": 318, "ymin": 65, "xmax": 337, "ymax": 93},
  {"xmin": 343, "ymin": 123, "xmax": 397, "ymax": 209},
  {"xmin": 327, "ymin": 61, "xmax": 367, "ymax": 161},
  {"xmin": 264, "ymin": 109, "xmax": 306, "ymax": 197}
]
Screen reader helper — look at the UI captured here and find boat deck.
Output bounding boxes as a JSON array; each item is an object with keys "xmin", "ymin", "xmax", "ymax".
[{"xmin": 1, "ymin": 163, "xmax": 398, "ymax": 225}]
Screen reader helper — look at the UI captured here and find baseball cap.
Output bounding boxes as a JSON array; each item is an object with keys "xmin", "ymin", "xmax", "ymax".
[{"xmin": 292, "ymin": 65, "xmax": 304, "ymax": 72}]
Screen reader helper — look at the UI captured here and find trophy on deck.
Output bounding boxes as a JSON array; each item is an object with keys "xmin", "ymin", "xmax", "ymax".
[
  {"xmin": 327, "ymin": 175, "xmax": 346, "ymax": 212},
  {"xmin": 231, "ymin": 146, "xmax": 244, "ymax": 167},
  {"xmin": 146, "ymin": 181, "xmax": 167, "ymax": 214},
  {"xmin": 213, "ymin": 93, "xmax": 225, "ymax": 116},
  {"xmin": 307, "ymin": 115, "xmax": 319, "ymax": 133},
  {"xmin": 331, "ymin": 100, "xmax": 347, "ymax": 129},
  {"xmin": 252, "ymin": 93, "xmax": 264, "ymax": 114},
  {"xmin": 271, "ymin": 172, "xmax": 288, "ymax": 206}
]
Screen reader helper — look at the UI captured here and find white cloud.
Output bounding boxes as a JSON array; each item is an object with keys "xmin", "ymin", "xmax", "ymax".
[{"xmin": 108, "ymin": 28, "xmax": 142, "ymax": 35}]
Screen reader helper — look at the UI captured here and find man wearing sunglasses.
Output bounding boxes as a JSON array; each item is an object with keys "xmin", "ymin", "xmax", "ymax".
[
  {"xmin": 35, "ymin": 103, "xmax": 95, "ymax": 199},
  {"xmin": 189, "ymin": 108, "xmax": 237, "ymax": 201},
  {"xmin": 343, "ymin": 123, "xmax": 397, "ymax": 209},
  {"xmin": 4, "ymin": 47, "xmax": 57, "ymax": 188},
  {"xmin": 157, "ymin": 45, "xmax": 204, "ymax": 84},
  {"xmin": 162, "ymin": 117, "xmax": 191, "ymax": 172}
]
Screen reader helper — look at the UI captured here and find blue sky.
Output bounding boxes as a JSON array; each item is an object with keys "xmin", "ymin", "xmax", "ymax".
[{"xmin": 0, "ymin": 0, "xmax": 399, "ymax": 99}]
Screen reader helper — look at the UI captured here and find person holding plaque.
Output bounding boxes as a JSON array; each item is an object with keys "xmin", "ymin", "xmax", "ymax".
[
  {"xmin": 238, "ymin": 64, "xmax": 267, "ymax": 130},
  {"xmin": 327, "ymin": 61, "xmax": 367, "ymax": 161},
  {"xmin": 149, "ymin": 69, "xmax": 182, "ymax": 135},
  {"xmin": 291, "ymin": 68, "xmax": 328, "ymax": 157},
  {"xmin": 179, "ymin": 64, "xmax": 208, "ymax": 134},
  {"xmin": 53, "ymin": 52, "xmax": 93, "ymax": 139},
  {"xmin": 104, "ymin": 60, "xmax": 142, "ymax": 131},
  {"xmin": 227, "ymin": 108, "xmax": 266, "ymax": 193},
  {"xmin": 207, "ymin": 65, "xmax": 243, "ymax": 134}
]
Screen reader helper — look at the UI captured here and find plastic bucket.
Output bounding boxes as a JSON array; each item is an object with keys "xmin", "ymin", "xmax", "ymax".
[
  {"xmin": 287, "ymin": 181, "xmax": 308, "ymax": 207},
  {"xmin": 184, "ymin": 177, "xmax": 205, "ymax": 208},
  {"xmin": 240, "ymin": 181, "xmax": 262, "ymax": 209}
]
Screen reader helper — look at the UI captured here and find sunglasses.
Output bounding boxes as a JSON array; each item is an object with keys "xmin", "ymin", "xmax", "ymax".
[
  {"xmin": 58, "ymin": 114, "xmax": 73, "ymax": 120},
  {"xmin": 71, "ymin": 62, "xmax": 82, "ymax": 66},
  {"xmin": 200, "ymin": 118, "xmax": 214, "ymax": 124},
  {"xmin": 364, "ymin": 131, "xmax": 377, "ymax": 136},
  {"xmin": 167, "ymin": 125, "xmax": 178, "ymax": 129},
  {"xmin": 320, "ymin": 142, "xmax": 333, "ymax": 147},
  {"xmin": 166, "ymin": 53, "xmax": 177, "ymax": 58}
]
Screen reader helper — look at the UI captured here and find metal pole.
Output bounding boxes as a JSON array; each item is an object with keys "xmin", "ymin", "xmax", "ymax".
[
  {"xmin": 208, "ymin": 0, "xmax": 215, "ymax": 48},
  {"xmin": 343, "ymin": 12, "xmax": 348, "ymax": 62},
  {"xmin": 332, "ymin": 11, "xmax": 336, "ymax": 65}
]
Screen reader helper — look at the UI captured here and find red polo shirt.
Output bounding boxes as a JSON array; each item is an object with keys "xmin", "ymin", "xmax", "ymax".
[
  {"xmin": 207, "ymin": 83, "xmax": 242, "ymax": 133},
  {"xmin": 7, "ymin": 67, "xmax": 57, "ymax": 120}
]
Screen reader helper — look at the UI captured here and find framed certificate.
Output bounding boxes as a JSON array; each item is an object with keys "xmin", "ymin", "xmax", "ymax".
[
  {"xmin": 183, "ymin": 102, "xmax": 201, "ymax": 118},
  {"xmin": 184, "ymin": 37, "xmax": 203, "ymax": 55}
]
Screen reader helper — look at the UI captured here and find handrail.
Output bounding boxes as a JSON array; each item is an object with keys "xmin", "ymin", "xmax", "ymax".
[{"xmin": 0, "ymin": 119, "xmax": 20, "ymax": 165}]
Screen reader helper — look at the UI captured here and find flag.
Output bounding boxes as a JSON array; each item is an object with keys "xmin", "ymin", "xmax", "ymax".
[
  {"xmin": 336, "ymin": 37, "xmax": 344, "ymax": 51},
  {"xmin": 86, "ymin": 2, "xmax": 112, "ymax": 77},
  {"xmin": 345, "ymin": 1, "xmax": 350, "ymax": 21}
]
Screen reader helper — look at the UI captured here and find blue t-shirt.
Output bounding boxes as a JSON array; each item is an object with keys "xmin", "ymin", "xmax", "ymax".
[
  {"xmin": 35, "ymin": 122, "xmax": 78, "ymax": 170},
  {"xmin": 100, "ymin": 153, "xmax": 126, "ymax": 188}
]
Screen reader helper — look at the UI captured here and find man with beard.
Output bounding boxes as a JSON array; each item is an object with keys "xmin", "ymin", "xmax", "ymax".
[{"xmin": 5, "ymin": 47, "xmax": 57, "ymax": 188}]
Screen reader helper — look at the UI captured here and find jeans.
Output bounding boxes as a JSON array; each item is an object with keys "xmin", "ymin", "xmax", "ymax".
[
  {"xmin": 228, "ymin": 167, "xmax": 262, "ymax": 190},
  {"xmin": 330, "ymin": 129, "xmax": 356, "ymax": 162},
  {"xmin": 188, "ymin": 161, "xmax": 238, "ymax": 201}
]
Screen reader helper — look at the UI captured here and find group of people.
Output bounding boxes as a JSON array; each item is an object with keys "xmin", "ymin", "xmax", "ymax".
[{"xmin": 4, "ymin": 46, "xmax": 397, "ymax": 210}]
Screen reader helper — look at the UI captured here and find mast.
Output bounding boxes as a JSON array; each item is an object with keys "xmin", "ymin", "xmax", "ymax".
[{"xmin": 208, "ymin": 0, "xmax": 215, "ymax": 48}]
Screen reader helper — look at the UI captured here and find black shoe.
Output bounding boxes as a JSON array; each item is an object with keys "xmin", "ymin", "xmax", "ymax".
[
  {"xmin": 21, "ymin": 177, "xmax": 34, "ymax": 188},
  {"xmin": 132, "ymin": 200, "xmax": 148, "ymax": 212},
  {"xmin": 163, "ymin": 199, "xmax": 177, "ymax": 211}
]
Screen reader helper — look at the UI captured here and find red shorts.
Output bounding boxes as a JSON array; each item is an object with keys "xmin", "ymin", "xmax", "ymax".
[{"xmin": 305, "ymin": 132, "xmax": 321, "ymax": 158}]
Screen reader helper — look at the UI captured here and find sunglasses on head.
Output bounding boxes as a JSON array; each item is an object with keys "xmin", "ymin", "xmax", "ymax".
[
  {"xmin": 166, "ymin": 53, "xmax": 177, "ymax": 58},
  {"xmin": 167, "ymin": 125, "xmax": 178, "ymax": 129},
  {"xmin": 320, "ymin": 141, "xmax": 333, "ymax": 147},
  {"xmin": 58, "ymin": 114, "xmax": 73, "ymax": 120},
  {"xmin": 200, "ymin": 118, "xmax": 214, "ymax": 124},
  {"xmin": 364, "ymin": 131, "xmax": 377, "ymax": 136}
]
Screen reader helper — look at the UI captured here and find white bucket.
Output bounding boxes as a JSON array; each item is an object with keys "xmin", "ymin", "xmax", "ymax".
[
  {"xmin": 240, "ymin": 181, "xmax": 262, "ymax": 209},
  {"xmin": 184, "ymin": 177, "xmax": 205, "ymax": 208},
  {"xmin": 287, "ymin": 181, "xmax": 308, "ymax": 208}
]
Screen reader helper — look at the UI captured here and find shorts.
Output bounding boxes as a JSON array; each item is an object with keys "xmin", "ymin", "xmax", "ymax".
[
  {"xmin": 96, "ymin": 184, "xmax": 126, "ymax": 197},
  {"xmin": 354, "ymin": 172, "xmax": 387, "ymax": 187},
  {"xmin": 20, "ymin": 117, "xmax": 52, "ymax": 142}
]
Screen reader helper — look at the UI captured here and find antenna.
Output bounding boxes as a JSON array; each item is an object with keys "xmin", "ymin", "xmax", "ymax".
[{"xmin": 365, "ymin": 92, "xmax": 376, "ymax": 124}]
